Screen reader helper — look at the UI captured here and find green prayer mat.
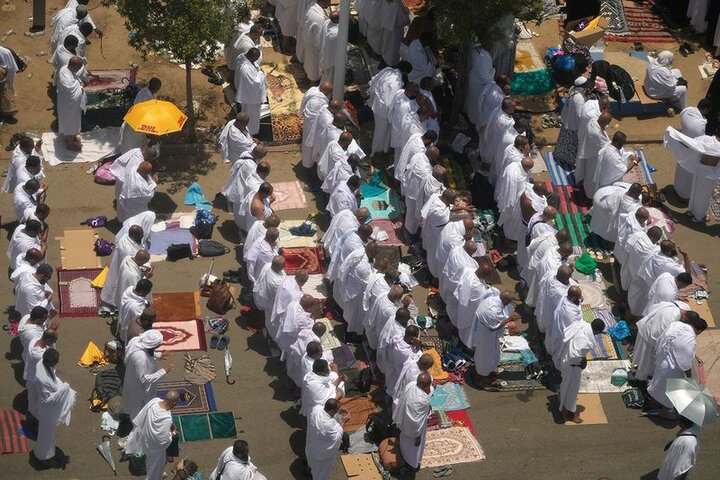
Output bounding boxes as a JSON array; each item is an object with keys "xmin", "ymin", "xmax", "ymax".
[{"xmin": 172, "ymin": 411, "xmax": 237, "ymax": 442}]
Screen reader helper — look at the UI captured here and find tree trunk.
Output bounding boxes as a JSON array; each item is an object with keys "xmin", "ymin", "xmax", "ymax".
[
  {"xmin": 450, "ymin": 45, "xmax": 468, "ymax": 125},
  {"xmin": 185, "ymin": 59, "xmax": 197, "ymax": 143}
]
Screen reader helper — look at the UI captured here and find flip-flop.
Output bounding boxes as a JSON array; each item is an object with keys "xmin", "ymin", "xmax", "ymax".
[
  {"xmin": 433, "ymin": 466, "xmax": 453, "ymax": 477},
  {"xmin": 217, "ymin": 336, "xmax": 230, "ymax": 350},
  {"xmin": 210, "ymin": 335, "xmax": 220, "ymax": 349}
]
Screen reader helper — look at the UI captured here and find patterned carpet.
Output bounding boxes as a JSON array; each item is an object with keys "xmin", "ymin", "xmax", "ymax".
[
  {"xmin": 57, "ymin": 267, "xmax": 103, "ymax": 318},
  {"xmin": 271, "ymin": 181, "xmax": 307, "ymax": 211},
  {"xmin": 156, "ymin": 380, "xmax": 216, "ymax": 415},
  {"xmin": 282, "ymin": 246, "xmax": 326, "ymax": 274},
  {"xmin": 421, "ymin": 427, "xmax": 485, "ymax": 468},
  {"xmin": 430, "ymin": 382, "xmax": 470, "ymax": 411},
  {"xmin": 155, "ymin": 319, "xmax": 207, "ymax": 353}
]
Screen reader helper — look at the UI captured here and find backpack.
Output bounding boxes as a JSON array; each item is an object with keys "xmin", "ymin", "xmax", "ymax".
[
  {"xmin": 198, "ymin": 240, "xmax": 230, "ymax": 257},
  {"xmin": 607, "ymin": 64, "xmax": 636, "ymax": 103},
  {"xmin": 202, "ymin": 280, "xmax": 236, "ymax": 315},
  {"xmin": 622, "ymin": 387, "xmax": 644, "ymax": 409},
  {"xmin": 94, "ymin": 161, "xmax": 116, "ymax": 185},
  {"xmin": 365, "ymin": 411, "xmax": 398, "ymax": 445},
  {"xmin": 94, "ymin": 238, "xmax": 115, "ymax": 256},
  {"xmin": 91, "ymin": 368, "xmax": 122, "ymax": 411},
  {"xmin": 82, "ymin": 215, "xmax": 108, "ymax": 228},
  {"xmin": 167, "ymin": 243, "xmax": 193, "ymax": 261}
]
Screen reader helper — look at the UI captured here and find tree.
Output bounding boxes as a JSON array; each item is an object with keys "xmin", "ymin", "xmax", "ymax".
[
  {"xmin": 114, "ymin": 0, "xmax": 233, "ymax": 142},
  {"xmin": 426, "ymin": 0, "xmax": 544, "ymax": 121}
]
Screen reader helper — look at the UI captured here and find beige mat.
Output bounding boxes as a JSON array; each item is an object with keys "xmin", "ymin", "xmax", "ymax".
[
  {"xmin": 564, "ymin": 394, "xmax": 608, "ymax": 425},
  {"xmin": 56, "ymin": 228, "xmax": 102, "ymax": 269}
]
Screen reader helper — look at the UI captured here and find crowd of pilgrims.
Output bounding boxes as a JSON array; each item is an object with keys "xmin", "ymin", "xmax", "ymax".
[{"xmin": 1, "ymin": 0, "xmax": 714, "ymax": 479}]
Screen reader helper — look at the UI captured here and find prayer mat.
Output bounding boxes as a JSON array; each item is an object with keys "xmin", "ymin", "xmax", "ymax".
[
  {"xmin": 341, "ymin": 454, "xmax": 383, "ymax": 480},
  {"xmin": 423, "ymin": 347, "xmax": 449, "ymax": 382},
  {"xmin": 586, "ymin": 333, "xmax": 620, "ymax": 361},
  {"xmin": 152, "ymin": 292, "xmax": 201, "ymax": 322},
  {"xmin": 601, "ymin": 0, "xmax": 630, "ymax": 36},
  {"xmin": 346, "ymin": 46, "xmax": 372, "ymax": 86},
  {"xmin": 56, "ymin": 228, "xmax": 102, "ymax": 269},
  {"xmin": 318, "ymin": 318, "xmax": 342, "ymax": 350},
  {"xmin": 370, "ymin": 219, "xmax": 409, "ymax": 246},
  {"xmin": 84, "ymin": 69, "xmax": 136, "ymax": 94},
  {"xmin": 57, "ymin": 267, "xmax": 103, "ymax": 318},
  {"xmin": 41, "ymin": 126, "xmax": 121, "ymax": 166},
  {"xmin": 511, "ymin": 40, "xmax": 554, "ymax": 96},
  {"xmin": 513, "ymin": 90, "xmax": 559, "ymax": 114},
  {"xmin": 156, "ymin": 380, "xmax": 216, "ymax": 415},
  {"xmin": 282, "ymin": 246, "xmax": 325, "ymax": 274},
  {"xmin": 579, "ymin": 359, "xmax": 630, "ymax": 394},
  {"xmin": 339, "ymin": 394, "xmax": 381, "ymax": 433},
  {"xmin": 155, "ymin": 320, "xmax": 207, "ymax": 353},
  {"xmin": 445, "ymin": 409, "xmax": 477, "ymax": 436},
  {"xmin": 679, "ymin": 262, "xmax": 710, "ymax": 298},
  {"xmin": 270, "ymin": 181, "xmax": 307, "ymax": 211},
  {"xmin": 172, "ymin": 411, "xmax": 237, "ymax": 442},
  {"xmin": 332, "ymin": 344, "xmax": 356, "ymax": 370},
  {"xmin": 420, "ymin": 335, "xmax": 447, "ymax": 355},
  {"xmin": 623, "ymin": 150, "xmax": 655, "ymax": 186},
  {"xmin": 0, "ymin": 409, "xmax": 29, "ymax": 454},
  {"xmin": 709, "ymin": 181, "xmax": 720, "ymax": 221},
  {"xmin": 279, "ymin": 220, "xmax": 320, "ymax": 247},
  {"xmin": 270, "ymin": 113, "xmax": 303, "ymax": 145},
  {"xmin": 577, "ymin": 281, "xmax": 609, "ymax": 310},
  {"xmin": 360, "ymin": 188, "xmax": 403, "ymax": 220},
  {"xmin": 559, "ymin": 0, "xmax": 676, "ymax": 43},
  {"xmin": 497, "ymin": 363, "xmax": 546, "ymax": 391},
  {"xmin": 499, "ymin": 351, "xmax": 523, "ymax": 365},
  {"xmin": 374, "ymin": 246, "xmax": 402, "ymax": 271},
  {"xmin": 303, "ymin": 274, "xmax": 329, "ymax": 299},
  {"xmin": 261, "ymin": 62, "xmax": 304, "ymax": 116},
  {"xmin": 421, "ymin": 427, "xmax": 485, "ymax": 468},
  {"xmin": 147, "ymin": 227, "xmax": 198, "ymax": 261},
  {"xmin": 430, "ymin": 382, "xmax": 470, "ymax": 412},
  {"xmin": 544, "ymin": 151, "xmax": 576, "ymax": 187},
  {"xmin": 587, "ymin": 307, "xmax": 618, "ymax": 329},
  {"xmin": 564, "ymin": 393, "xmax": 608, "ymax": 425}
]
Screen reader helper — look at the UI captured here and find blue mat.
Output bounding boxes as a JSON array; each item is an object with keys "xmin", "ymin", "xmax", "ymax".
[
  {"xmin": 147, "ymin": 228, "xmax": 195, "ymax": 255},
  {"xmin": 360, "ymin": 189, "xmax": 403, "ymax": 220},
  {"xmin": 544, "ymin": 149, "xmax": 654, "ymax": 187},
  {"xmin": 429, "ymin": 382, "xmax": 470, "ymax": 412}
]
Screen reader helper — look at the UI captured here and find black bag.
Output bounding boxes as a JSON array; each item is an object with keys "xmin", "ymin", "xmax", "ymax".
[
  {"xmin": 357, "ymin": 367, "xmax": 372, "ymax": 393},
  {"xmin": 365, "ymin": 411, "xmax": 398, "ymax": 445},
  {"xmin": 607, "ymin": 64, "xmax": 636, "ymax": 103},
  {"xmin": 198, "ymin": 239, "xmax": 230, "ymax": 257},
  {"xmin": 167, "ymin": 243, "xmax": 193, "ymax": 261},
  {"xmin": 117, "ymin": 413, "xmax": 133, "ymax": 438},
  {"xmin": 94, "ymin": 369, "xmax": 122, "ymax": 403},
  {"xmin": 128, "ymin": 454, "xmax": 147, "ymax": 476},
  {"xmin": 193, "ymin": 222, "xmax": 214, "ymax": 240}
]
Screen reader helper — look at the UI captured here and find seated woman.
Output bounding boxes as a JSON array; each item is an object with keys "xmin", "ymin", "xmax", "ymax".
[{"xmin": 643, "ymin": 50, "xmax": 688, "ymax": 112}]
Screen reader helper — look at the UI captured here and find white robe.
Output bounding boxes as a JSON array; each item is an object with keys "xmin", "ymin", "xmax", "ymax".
[
  {"xmin": 633, "ymin": 301, "xmax": 688, "ymax": 381},
  {"xmin": 15, "ymin": 272, "xmax": 54, "ymax": 317},
  {"xmin": 368, "ymin": 67, "xmax": 403, "ymax": 153},
  {"xmin": 366, "ymin": 296, "xmax": 398, "ymax": 350},
  {"xmin": 614, "ymin": 211, "xmax": 644, "ymax": 267},
  {"xmin": 658, "ymin": 427, "xmax": 700, "ymax": 480},
  {"xmin": 414, "ymin": 176, "xmax": 444, "ymax": 226},
  {"xmin": 100, "ymin": 230, "xmax": 143, "ymax": 307},
  {"xmin": 319, "ymin": 20, "xmax": 338, "ymax": 83},
  {"xmin": 317, "ymin": 140, "xmax": 349, "ymax": 181},
  {"xmin": 295, "ymin": 0, "xmax": 315, "ymax": 62},
  {"xmin": 56, "ymin": 65, "xmax": 85, "ymax": 136},
  {"xmin": 327, "ymin": 181, "xmax": 357, "ymax": 216},
  {"xmin": 643, "ymin": 272, "xmax": 679, "ymax": 316},
  {"xmin": 589, "ymin": 183, "xmax": 629, "ymax": 242},
  {"xmin": 322, "ymin": 157, "xmax": 354, "ymax": 194},
  {"xmin": 483, "ymin": 109, "xmax": 514, "ymax": 173},
  {"xmin": 391, "ymin": 356, "xmax": 421, "ymax": 401},
  {"xmin": 268, "ymin": 278, "xmax": 303, "ymax": 341},
  {"xmin": 456, "ymin": 282, "xmax": 496, "ymax": 347},
  {"xmin": 252, "ymin": 265, "xmax": 286, "ymax": 318},
  {"xmin": 390, "ymin": 94, "xmax": 420, "ymax": 156},
  {"xmin": 558, "ymin": 321, "xmax": 597, "ymax": 412},
  {"xmin": 377, "ymin": 318, "xmax": 406, "ymax": 374},
  {"xmin": 301, "ymin": 371, "xmax": 340, "ymax": 416},
  {"xmin": 594, "ymin": 144, "xmax": 631, "ymax": 193},
  {"xmin": 2, "ymin": 147, "xmax": 43, "ymax": 194},
  {"xmin": 125, "ymin": 398, "xmax": 173, "ymax": 480},
  {"xmin": 287, "ymin": 330, "xmax": 334, "ymax": 386},
  {"xmin": 517, "ymin": 214, "xmax": 556, "ymax": 280},
  {"xmin": 219, "ymin": 120, "xmax": 256, "ymax": 163},
  {"xmin": 115, "ymin": 256, "xmax": 145, "ymax": 310},
  {"xmin": 547, "ymin": 297, "xmax": 582, "ymax": 363},
  {"xmin": 122, "ymin": 334, "xmax": 167, "ymax": 421},
  {"xmin": 676, "ymin": 107, "xmax": 708, "ymax": 198},
  {"xmin": 407, "ymin": 39, "xmax": 437, "ymax": 84},
  {"xmin": 322, "ymin": 210, "xmax": 359, "ymax": 257},
  {"xmin": 440, "ymin": 245, "xmax": 477, "ymax": 301},
  {"xmin": 525, "ymin": 233, "xmax": 558, "ymax": 305},
  {"xmin": 392, "ymin": 383, "xmax": 430, "ymax": 468},
  {"xmin": 580, "ymin": 120, "xmax": 611, "ymax": 197},
  {"xmin": 33, "ymin": 362, "xmax": 76, "ymax": 460},
  {"xmin": 575, "ymin": 99, "xmax": 600, "ymax": 179},
  {"xmin": 536, "ymin": 276, "xmax": 575, "ymax": 334},
  {"xmin": 305, "ymin": 405, "xmax": 344, "ymax": 480},
  {"xmin": 209, "ymin": 447, "xmax": 267, "ymax": 480},
  {"xmin": 648, "ymin": 322, "xmax": 697, "ymax": 408},
  {"xmin": 420, "ymin": 194, "xmax": 450, "ymax": 277},
  {"xmin": 621, "ymin": 230, "xmax": 658, "ymax": 292},
  {"xmin": 25, "ymin": 341, "xmax": 49, "ymax": 416},
  {"xmin": 395, "ymin": 133, "xmax": 425, "ymax": 183},
  {"xmin": 644, "ymin": 61, "xmax": 687, "ymax": 109},
  {"xmin": 245, "ymin": 239, "xmax": 279, "ymax": 284},
  {"xmin": 234, "ymin": 56, "xmax": 267, "ymax": 135},
  {"xmin": 12, "ymin": 184, "xmax": 39, "ymax": 221},
  {"xmin": 384, "ymin": 338, "xmax": 422, "ymax": 395},
  {"xmin": 6, "ymin": 227, "xmax": 41, "ymax": 270},
  {"xmin": 277, "ymin": 302, "xmax": 314, "ymax": 357},
  {"xmin": 301, "ymin": 87, "xmax": 329, "ymax": 167},
  {"xmin": 631, "ymin": 253, "xmax": 684, "ymax": 316},
  {"xmin": 434, "ymin": 221, "xmax": 466, "ymax": 279},
  {"xmin": 465, "ymin": 47, "xmax": 495, "ymax": 125},
  {"xmin": 335, "ymin": 250, "xmax": 372, "ymax": 334},
  {"xmin": 473, "ymin": 296, "xmax": 512, "ymax": 376},
  {"xmin": 223, "ymin": 156, "xmax": 258, "ymax": 207},
  {"xmin": 302, "ymin": 4, "xmax": 328, "ymax": 82},
  {"xmin": 276, "ymin": 0, "xmax": 300, "ymax": 37},
  {"xmin": 109, "ymin": 148, "xmax": 145, "ymax": 198},
  {"xmin": 118, "ymin": 169, "xmax": 156, "ymax": 222},
  {"xmin": 496, "ymin": 161, "xmax": 530, "ymax": 219},
  {"xmin": 118, "ymin": 286, "xmax": 151, "ymax": 344}
]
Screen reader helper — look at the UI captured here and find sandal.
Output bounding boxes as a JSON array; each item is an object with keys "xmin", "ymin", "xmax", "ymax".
[
  {"xmin": 433, "ymin": 466, "xmax": 453, "ymax": 477},
  {"xmin": 210, "ymin": 334, "xmax": 220, "ymax": 349},
  {"xmin": 217, "ymin": 336, "xmax": 230, "ymax": 350}
]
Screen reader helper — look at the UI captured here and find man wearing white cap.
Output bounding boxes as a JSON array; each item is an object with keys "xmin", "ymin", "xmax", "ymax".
[{"xmin": 644, "ymin": 51, "xmax": 688, "ymax": 111}]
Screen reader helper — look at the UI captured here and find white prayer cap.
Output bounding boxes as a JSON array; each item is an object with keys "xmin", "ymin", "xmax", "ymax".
[
  {"xmin": 139, "ymin": 329, "xmax": 164, "ymax": 349},
  {"xmin": 657, "ymin": 51, "xmax": 673, "ymax": 66},
  {"xmin": 574, "ymin": 76, "xmax": 588, "ymax": 87}
]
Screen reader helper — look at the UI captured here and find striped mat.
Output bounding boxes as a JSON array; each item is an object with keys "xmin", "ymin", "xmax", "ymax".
[
  {"xmin": 0, "ymin": 409, "xmax": 29, "ymax": 454},
  {"xmin": 545, "ymin": 182, "xmax": 610, "ymax": 250},
  {"xmin": 544, "ymin": 150, "xmax": 654, "ymax": 188}
]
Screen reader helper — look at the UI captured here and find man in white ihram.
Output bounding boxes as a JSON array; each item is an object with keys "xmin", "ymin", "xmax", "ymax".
[
  {"xmin": 305, "ymin": 398, "xmax": 348, "ymax": 480},
  {"xmin": 234, "ymin": 48, "xmax": 267, "ymax": 135},
  {"xmin": 209, "ymin": 439, "xmax": 267, "ymax": 480},
  {"xmin": 392, "ymin": 372, "xmax": 432, "ymax": 472},
  {"xmin": 56, "ymin": 56, "xmax": 86, "ymax": 152},
  {"xmin": 122, "ymin": 329, "xmax": 172, "ymax": 421}
]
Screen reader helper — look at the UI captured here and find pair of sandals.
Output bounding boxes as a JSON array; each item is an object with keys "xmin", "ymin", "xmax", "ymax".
[
  {"xmin": 679, "ymin": 42, "xmax": 695, "ymax": 57},
  {"xmin": 433, "ymin": 466, "xmax": 453, "ymax": 477},
  {"xmin": 201, "ymin": 66, "xmax": 224, "ymax": 85},
  {"xmin": 210, "ymin": 335, "xmax": 230, "ymax": 350}
]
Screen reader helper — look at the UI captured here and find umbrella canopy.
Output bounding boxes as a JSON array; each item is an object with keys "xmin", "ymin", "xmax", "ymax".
[
  {"xmin": 123, "ymin": 100, "xmax": 187, "ymax": 135},
  {"xmin": 97, "ymin": 436, "xmax": 117, "ymax": 475},
  {"xmin": 225, "ymin": 349, "xmax": 235, "ymax": 384},
  {"xmin": 666, "ymin": 378, "xmax": 718, "ymax": 426}
]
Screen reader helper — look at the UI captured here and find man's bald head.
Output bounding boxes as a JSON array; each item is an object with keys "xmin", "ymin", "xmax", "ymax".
[
  {"xmin": 418, "ymin": 353, "xmax": 434, "ymax": 371},
  {"xmin": 404, "ymin": 325, "xmax": 420, "ymax": 341},
  {"xmin": 246, "ymin": 47, "xmax": 261, "ymax": 63},
  {"xmin": 463, "ymin": 240, "xmax": 477, "ymax": 256},
  {"xmin": 25, "ymin": 248, "xmax": 44, "ymax": 264},
  {"xmin": 265, "ymin": 227, "xmax": 279, "ymax": 243},
  {"xmin": 499, "ymin": 290, "xmax": 514, "ymax": 305},
  {"xmin": 300, "ymin": 294, "xmax": 316, "ymax": 310},
  {"xmin": 164, "ymin": 390, "xmax": 181, "ymax": 406},
  {"xmin": 252, "ymin": 144, "xmax": 268, "ymax": 160},
  {"xmin": 556, "ymin": 229, "xmax": 570, "ymax": 244},
  {"xmin": 417, "ymin": 372, "xmax": 433, "ymax": 390},
  {"xmin": 558, "ymin": 241, "xmax": 574, "ymax": 258},
  {"xmin": 128, "ymin": 225, "xmax": 144, "ymax": 243},
  {"xmin": 627, "ymin": 183, "xmax": 643, "ymax": 198},
  {"xmin": 271, "ymin": 255, "xmax": 285, "ymax": 272},
  {"xmin": 134, "ymin": 249, "xmax": 150, "ymax": 265},
  {"xmin": 388, "ymin": 285, "xmax": 404, "ymax": 303},
  {"xmin": 521, "ymin": 156, "xmax": 534, "ymax": 172},
  {"xmin": 338, "ymin": 131, "xmax": 353, "ymax": 148},
  {"xmin": 329, "ymin": 10, "xmax": 340, "ymax": 22},
  {"xmin": 542, "ymin": 206, "xmax": 557, "ymax": 222},
  {"xmin": 137, "ymin": 161, "xmax": 153, "ymax": 176},
  {"xmin": 533, "ymin": 182, "xmax": 548, "ymax": 196},
  {"xmin": 295, "ymin": 269, "xmax": 309, "ymax": 286},
  {"xmin": 426, "ymin": 146, "xmax": 440, "ymax": 161},
  {"xmin": 328, "ymin": 99, "xmax": 343, "ymax": 112},
  {"xmin": 557, "ymin": 265, "xmax": 573, "ymax": 283},
  {"xmin": 319, "ymin": 81, "xmax": 333, "ymax": 96},
  {"xmin": 568, "ymin": 285, "xmax": 582, "ymax": 303},
  {"xmin": 332, "ymin": 112, "xmax": 346, "ymax": 127},
  {"xmin": 264, "ymin": 213, "xmax": 281, "ymax": 229},
  {"xmin": 357, "ymin": 223, "xmax": 374, "ymax": 242},
  {"xmin": 235, "ymin": 112, "xmax": 250, "ymax": 127},
  {"xmin": 598, "ymin": 111, "xmax": 612, "ymax": 128},
  {"xmin": 395, "ymin": 307, "xmax": 411, "ymax": 326},
  {"xmin": 356, "ymin": 207, "xmax": 370, "ymax": 224},
  {"xmin": 431, "ymin": 165, "xmax": 446, "ymax": 183},
  {"xmin": 365, "ymin": 241, "xmax": 379, "ymax": 259},
  {"xmin": 68, "ymin": 56, "xmax": 83, "ymax": 72},
  {"xmin": 312, "ymin": 322, "xmax": 327, "ymax": 338},
  {"xmin": 440, "ymin": 188, "xmax": 458, "ymax": 205},
  {"xmin": 405, "ymin": 82, "xmax": 420, "ymax": 97},
  {"xmin": 635, "ymin": 207, "xmax": 649, "ymax": 225},
  {"xmin": 647, "ymin": 226, "xmax": 663, "ymax": 243}
]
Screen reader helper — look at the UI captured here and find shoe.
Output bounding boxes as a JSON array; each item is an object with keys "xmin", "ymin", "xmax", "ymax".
[
  {"xmin": 217, "ymin": 335, "xmax": 230, "ymax": 350},
  {"xmin": 208, "ymin": 76, "xmax": 224, "ymax": 86},
  {"xmin": 210, "ymin": 334, "xmax": 220, "ymax": 349},
  {"xmin": 201, "ymin": 66, "xmax": 216, "ymax": 77}
]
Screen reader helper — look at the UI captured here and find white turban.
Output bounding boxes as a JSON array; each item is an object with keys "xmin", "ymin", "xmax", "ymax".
[
  {"xmin": 574, "ymin": 76, "xmax": 588, "ymax": 86},
  {"xmin": 657, "ymin": 51, "xmax": 673, "ymax": 67},
  {"xmin": 139, "ymin": 329, "xmax": 164, "ymax": 348}
]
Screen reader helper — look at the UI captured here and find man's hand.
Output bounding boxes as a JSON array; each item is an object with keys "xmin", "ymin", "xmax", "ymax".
[
  {"xmin": 402, "ymin": 295, "xmax": 412, "ymax": 308},
  {"xmin": 329, "ymin": 362, "xmax": 339, "ymax": 373},
  {"xmin": 508, "ymin": 312, "xmax": 522, "ymax": 322},
  {"xmin": 95, "ymin": 28, "xmax": 104, "ymax": 38},
  {"xmin": 165, "ymin": 363, "xmax": 174, "ymax": 373},
  {"xmin": 35, "ymin": 139, "xmax": 42, "ymax": 151}
]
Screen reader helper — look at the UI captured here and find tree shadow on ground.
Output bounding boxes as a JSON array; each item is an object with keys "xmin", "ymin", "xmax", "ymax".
[{"xmin": 156, "ymin": 144, "xmax": 216, "ymax": 195}]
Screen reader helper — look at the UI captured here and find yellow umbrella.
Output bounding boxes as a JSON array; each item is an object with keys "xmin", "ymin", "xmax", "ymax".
[{"xmin": 123, "ymin": 99, "xmax": 188, "ymax": 135}]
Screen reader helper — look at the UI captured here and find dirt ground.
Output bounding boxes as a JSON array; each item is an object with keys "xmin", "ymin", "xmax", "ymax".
[{"xmin": 0, "ymin": 2, "xmax": 719, "ymax": 479}]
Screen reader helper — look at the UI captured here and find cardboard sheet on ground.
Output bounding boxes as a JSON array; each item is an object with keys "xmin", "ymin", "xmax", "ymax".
[
  {"xmin": 341, "ymin": 454, "xmax": 383, "ymax": 480},
  {"xmin": 579, "ymin": 360, "xmax": 631, "ymax": 394},
  {"xmin": 564, "ymin": 394, "xmax": 608, "ymax": 425},
  {"xmin": 152, "ymin": 292, "xmax": 201, "ymax": 321},
  {"xmin": 56, "ymin": 228, "xmax": 102, "ymax": 269},
  {"xmin": 41, "ymin": 126, "xmax": 120, "ymax": 166},
  {"xmin": 696, "ymin": 330, "xmax": 720, "ymax": 401}
]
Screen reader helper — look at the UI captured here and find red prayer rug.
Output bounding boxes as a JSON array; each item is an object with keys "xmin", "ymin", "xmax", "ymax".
[
  {"xmin": 57, "ymin": 267, "xmax": 103, "ymax": 318},
  {"xmin": 282, "ymin": 246, "xmax": 326, "ymax": 274},
  {"xmin": 155, "ymin": 320, "xmax": 207, "ymax": 353},
  {"xmin": 0, "ymin": 409, "xmax": 29, "ymax": 454},
  {"xmin": 370, "ymin": 219, "xmax": 409, "ymax": 246},
  {"xmin": 84, "ymin": 68, "xmax": 137, "ymax": 93}
]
